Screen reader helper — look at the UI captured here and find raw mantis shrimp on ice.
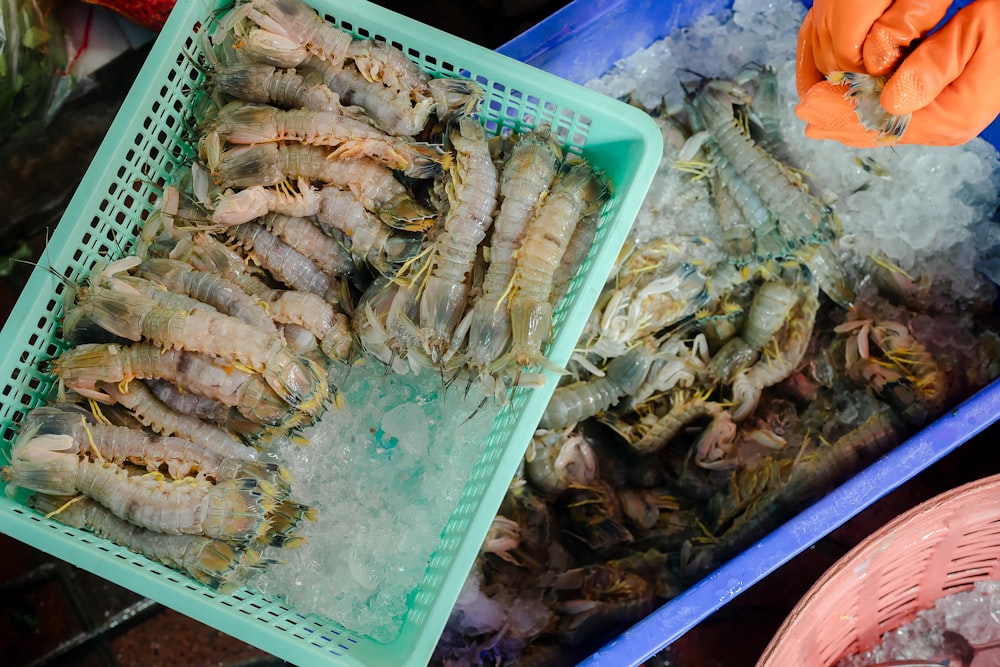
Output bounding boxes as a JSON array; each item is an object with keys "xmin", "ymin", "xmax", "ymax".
[
  {"xmin": 256, "ymin": 212, "xmax": 359, "ymax": 278},
  {"xmin": 220, "ymin": 0, "xmax": 486, "ymax": 131},
  {"xmin": 707, "ymin": 159, "xmax": 760, "ymax": 267},
  {"xmin": 414, "ymin": 116, "xmax": 499, "ymax": 361},
  {"xmin": 210, "ymin": 143, "xmax": 434, "ymax": 228},
  {"xmin": 63, "ymin": 281, "xmax": 329, "ymax": 415},
  {"xmin": 19, "ymin": 404, "xmax": 225, "ymax": 479},
  {"xmin": 451, "ymin": 128, "xmax": 561, "ymax": 381},
  {"xmin": 581, "ymin": 238, "xmax": 711, "ymax": 358},
  {"xmin": 227, "ymin": 25, "xmax": 309, "ymax": 69},
  {"xmin": 689, "ymin": 81, "xmax": 838, "ymax": 245},
  {"xmin": 539, "ymin": 344, "xmax": 658, "ymax": 431},
  {"xmin": 730, "ymin": 264, "xmax": 820, "ymax": 421},
  {"xmin": 686, "ymin": 78, "xmax": 855, "ymax": 308},
  {"xmin": 299, "ymin": 55, "xmax": 482, "ymax": 137},
  {"xmin": 313, "ymin": 186, "xmax": 424, "ymax": 272},
  {"xmin": 224, "ymin": 220, "xmax": 348, "ymax": 300},
  {"xmin": 208, "ymin": 101, "xmax": 445, "ymax": 178},
  {"xmin": 353, "ymin": 276, "xmax": 430, "ymax": 375},
  {"xmin": 143, "ymin": 378, "xmax": 266, "ymax": 440},
  {"xmin": 53, "ymin": 343, "xmax": 305, "ymax": 428},
  {"xmin": 625, "ymin": 331, "xmax": 711, "ymax": 408},
  {"xmin": 493, "ymin": 161, "xmax": 609, "ymax": 374},
  {"xmin": 217, "ymin": 0, "xmax": 354, "ymax": 68},
  {"xmin": 200, "ymin": 30, "xmax": 346, "ymax": 113},
  {"xmin": 28, "ymin": 493, "xmax": 275, "ymax": 593},
  {"xmin": 205, "ymin": 142, "xmax": 418, "ymax": 222},
  {"xmin": 96, "ymin": 380, "xmax": 258, "ymax": 462},
  {"xmin": 343, "ymin": 38, "xmax": 431, "ymax": 99},
  {"xmin": 15, "ymin": 404, "xmax": 292, "ymax": 498},
  {"xmin": 219, "ymin": 0, "xmax": 429, "ymax": 99},
  {"xmin": 550, "ymin": 208, "xmax": 602, "ymax": 309},
  {"xmin": 707, "ymin": 274, "xmax": 800, "ymax": 384},
  {"xmin": 3, "ymin": 428, "xmax": 274, "ymax": 541},
  {"xmin": 184, "ymin": 233, "xmax": 354, "ymax": 362},
  {"xmin": 136, "ymin": 257, "xmax": 278, "ymax": 335},
  {"xmin": 678, "ymin": 109, "xmax": 788, "ymax": 266}
]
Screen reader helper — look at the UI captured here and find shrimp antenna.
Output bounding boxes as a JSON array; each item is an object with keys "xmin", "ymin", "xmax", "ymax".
[
  {"xmin": 178, "ymin": 37, "xmax": 210, "ymax": 77},
  {"xmin": 459, "ymin": 393, "xmax": 490, "ymax": 425},
  {"xmin": 100, "ymin": 227, "xmax": 133, "ymax": 265},
  {"xmin": 462, "ymin": 369, "xmax": 481, "ymax": 400},
  {"xmin": 134, "ymin": 163, "xmax": 168, "ymax": 196},
  {"xmin": 12, "ymin": 227, "xmax": 79, "ymax": 299},
  {"xmin": 437, "ymin": 363, "xmax": 451, "ymax": 398},
  {"xmin": 335, "ymin": 346, "xmax": 359, "ymax": 385},
  {"xmin": 13, "ymin": 257, "xmax": 77, "ymax": 293},
  {"xmin": 676, "ymin": 68, "xmax": 711, "ymax": 97},
  {"xmin": 442, "ymin": 365, "xmax": 464, "ymax": 393}
]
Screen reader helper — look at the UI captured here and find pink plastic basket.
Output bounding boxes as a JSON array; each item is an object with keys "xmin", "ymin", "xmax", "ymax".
[{"xmin": 756, "ymin": 473, "xmax": 1000, "ymax": 665}]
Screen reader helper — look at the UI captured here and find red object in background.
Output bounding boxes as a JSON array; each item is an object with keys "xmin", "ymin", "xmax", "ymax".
[{"xmin": 81, "ymin": 0, "xmax": 174, "ymax": 31}]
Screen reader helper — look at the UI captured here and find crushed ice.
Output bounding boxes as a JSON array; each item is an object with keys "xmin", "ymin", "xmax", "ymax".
[
  {"xmin": 585, "ymin": 0, "xmax": 1000, "ymax": 300},
  {"xmin": 837, "ymin": 579, "xmax": 1000, "ymax": 666},
  {"xmin": 250, "ymin": 360, "xmax": 499, "ymax": 643}
]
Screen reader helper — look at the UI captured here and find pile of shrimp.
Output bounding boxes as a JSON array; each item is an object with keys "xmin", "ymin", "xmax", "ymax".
[
  {"xmin": 430, "ymin": 67, "xmax": 1000, "ymax": 666},
  {"xmin": 186, "ymin": 0, "xmax": 611, "ymax": 397},
  {"xmin": 2, "ymin": 0, "xmax": 612, "ymax": 598},
  {"xmin": 0, "ymin": 231, "xmax": 333, "ymax": 591}
]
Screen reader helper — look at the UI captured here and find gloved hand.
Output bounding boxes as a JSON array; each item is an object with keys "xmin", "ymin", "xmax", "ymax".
[{"xmin": 795, "ymin": 0, "xmax": 1000, "ymax": 147}]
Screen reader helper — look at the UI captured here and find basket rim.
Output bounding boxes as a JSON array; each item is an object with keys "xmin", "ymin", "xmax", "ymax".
[{"xmin": 756, "ymin": 472, "xmax": 1000, "ymax": 666}]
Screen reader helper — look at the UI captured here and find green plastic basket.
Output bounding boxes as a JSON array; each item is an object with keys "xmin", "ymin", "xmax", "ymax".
[{"xmin": 0, "ymin": 0, "xmax": 661, "ymax": 664}]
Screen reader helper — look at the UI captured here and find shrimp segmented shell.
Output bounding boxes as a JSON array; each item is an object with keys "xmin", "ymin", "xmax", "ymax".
[
  {"xmin": 64, "ymin": 283, "xmax": 328, "ymax": 415},
  {"xmin": 209, "ymin": 101, "xmax": 445, "ymax": 178},
  {"xmin": 97, "ymin": 381, "xmax": 258, "ymax": 462},
  {"xmin": 28, "ymin": 494, "xmax": 276, "ymax": 592},
  {"xmin": 415, "ymin": 116, "xmax": 499, "ymax": 361},
  {"xmin": 454, "ymin": 128, "xmax": 561, "ymax": 380},
  {"xmin": 4, "ymin": 431, "xmax": 274, "ymax": 541},
  {"xmin": 494, "ymin": 161, "xmax": 609, "ymax": 374},
  {"xmin": 540, "ymin": 344, "xmax": 657, "ymax": 431},
  {"xmin": 54, "ymin": 343, "xmax": 302, "ymax": 428}
]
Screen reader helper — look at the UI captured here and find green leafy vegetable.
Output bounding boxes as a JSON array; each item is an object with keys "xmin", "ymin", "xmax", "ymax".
[{"xmin": 1, "ymin": 0, "xmax": 70, "ymax": 140}]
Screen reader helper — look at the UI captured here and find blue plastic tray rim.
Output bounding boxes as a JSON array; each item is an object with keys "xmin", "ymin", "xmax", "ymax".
[{"xmin": 497, "ymin": 0, "xmax": 1000, "ymax": 664}]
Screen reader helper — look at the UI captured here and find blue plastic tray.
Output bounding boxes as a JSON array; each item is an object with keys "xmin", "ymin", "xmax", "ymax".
[{"xmin": 498, "ymin": 1, "xmax": 1000, "ymax": 664}]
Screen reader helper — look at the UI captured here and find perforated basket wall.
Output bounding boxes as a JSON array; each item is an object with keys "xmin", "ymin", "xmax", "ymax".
[
  {"xmin": 0, "ymin": 1, "xmax": 662, "ymax": 665},
  {"xmin": 756, "ymin": 473, "xmax": 1000, "ymax": 666}
]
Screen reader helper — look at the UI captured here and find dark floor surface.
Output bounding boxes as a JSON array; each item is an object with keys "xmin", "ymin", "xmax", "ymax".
[{"xmin": 1, "ymin": 1, "xmax": 998, "ymax": 666}]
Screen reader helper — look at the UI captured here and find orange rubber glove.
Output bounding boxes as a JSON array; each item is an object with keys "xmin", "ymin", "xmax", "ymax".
[
  {"xmin": 795, "ymin": 0, "xmax": 953, "ymax": 97},
  {"xmin": 795, "ymin": 0, "xmax": 1000, "ymax": 147}
]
